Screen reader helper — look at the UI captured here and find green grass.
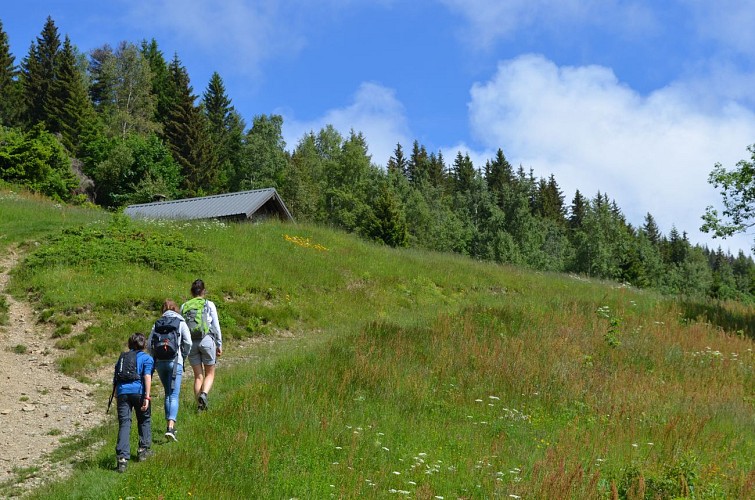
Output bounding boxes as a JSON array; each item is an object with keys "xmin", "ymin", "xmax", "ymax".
[{"xmin": 1, "ymin": 186, "xmax": 753, "ymax": 498}]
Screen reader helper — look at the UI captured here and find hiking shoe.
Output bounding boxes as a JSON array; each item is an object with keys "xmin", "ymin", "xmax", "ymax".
[
  {"xmin": 137, "ymin": 448, "xmax": 154, "ymax": 462},
  {"xmin": 116, "ymin": 457, "xmax": 128, "ymax": 473},
  {"xmin": 197, "ymin": 392, "xmax": 208, "ymax": 411},
  {"xmin": 165, "ymin": 427, "xmax": 177, "ymax": 442}
]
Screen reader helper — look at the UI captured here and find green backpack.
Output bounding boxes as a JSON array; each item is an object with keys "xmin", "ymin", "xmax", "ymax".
[{"xmin": 182, "ymin": 297, "xmax": 212, "ymax": 340}]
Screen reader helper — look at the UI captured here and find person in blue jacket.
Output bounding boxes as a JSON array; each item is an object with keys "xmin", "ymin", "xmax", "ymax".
[{"xmin": 113, "ymin": 332, "xmax": 154, "ymax": 473}]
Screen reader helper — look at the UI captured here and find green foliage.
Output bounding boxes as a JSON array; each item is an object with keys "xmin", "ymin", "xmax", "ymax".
[
  {"xmin": 703, "ymin": 144, "xmax": 755, "ymax": 240},
  {"xmin": 83, "ymin": 132, "xmax": 181, "ymax": 207},
  {"xmin": 19, "ymin": 214, "xmax": 206, "ymax": 275},
  {"xmin": 0, "ymin": 125, "xmax": 78, "ymax": 201}
]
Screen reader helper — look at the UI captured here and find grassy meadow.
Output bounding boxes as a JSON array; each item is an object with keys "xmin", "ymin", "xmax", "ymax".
[{"xmin": 0, "ymin": 187, "xmax": 753, "ymax": 499}]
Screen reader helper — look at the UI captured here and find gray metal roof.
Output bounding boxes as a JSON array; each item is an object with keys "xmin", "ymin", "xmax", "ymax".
[{"xmin": 124, "ymin": 188, "xmax": 294, "ymax": 222}]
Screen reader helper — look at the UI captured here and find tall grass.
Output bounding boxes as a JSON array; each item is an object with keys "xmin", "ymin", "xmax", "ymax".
[{"xmin": 1, "ymin": 188, "xmax": 752, "ymax": 498}]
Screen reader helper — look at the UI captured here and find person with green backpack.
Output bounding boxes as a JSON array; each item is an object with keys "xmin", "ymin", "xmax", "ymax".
[
  {"xmin": 180, "ymin": 279, "xmax": 222, "ymax": 411},
  {"xmin": 147, "ymin": 299, "xmax": 191, "ymax": 441}
]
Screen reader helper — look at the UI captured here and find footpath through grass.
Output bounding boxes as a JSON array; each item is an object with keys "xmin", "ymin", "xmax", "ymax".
[{"xmin": 1, "ymin": 188, "xmax": 753, "ymax": 498}]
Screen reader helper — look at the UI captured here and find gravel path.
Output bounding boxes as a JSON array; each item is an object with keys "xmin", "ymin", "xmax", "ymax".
[{"xmin": 0, "ymin": 247, "xmax": 107, "ymax": 493}]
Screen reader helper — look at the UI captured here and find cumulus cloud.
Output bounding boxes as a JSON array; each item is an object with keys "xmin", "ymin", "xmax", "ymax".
[
  {"xmin": 281, "ymin": 82, "xmax": 412, "ymax": 166},
  {"xmin": 279, "ymin": 82, "xmax": 412, "ymax": 166},
  {"xmin": 465, "ymin": 54, "xmax": 755, "ymax": 253}
]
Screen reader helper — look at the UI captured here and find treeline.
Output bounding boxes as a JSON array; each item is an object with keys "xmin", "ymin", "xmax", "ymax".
[{"xmin": 1, "ymin": 17, "xmax": 753, "ymax": 301}]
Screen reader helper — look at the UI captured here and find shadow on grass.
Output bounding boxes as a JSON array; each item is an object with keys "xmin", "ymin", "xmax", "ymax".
[{"xmin": 680, "ymin": 300, "xmax": 755, "ymax": 339}]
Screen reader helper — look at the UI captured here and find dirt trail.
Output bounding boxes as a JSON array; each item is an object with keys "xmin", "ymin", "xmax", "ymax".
[{"xmin": 0, "ymin": 247, "xmax": 107, "ymax": 492}]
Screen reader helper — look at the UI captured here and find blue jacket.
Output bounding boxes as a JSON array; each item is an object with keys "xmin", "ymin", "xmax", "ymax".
[{"xmin": 114, "ymin": 350, "xmax": 154, "ymax": 396}]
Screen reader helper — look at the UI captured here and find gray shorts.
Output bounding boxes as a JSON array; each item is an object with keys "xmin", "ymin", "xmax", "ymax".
[{"xmin": 188, "ymin": 335, "xmax": 217, "ymax": 367}]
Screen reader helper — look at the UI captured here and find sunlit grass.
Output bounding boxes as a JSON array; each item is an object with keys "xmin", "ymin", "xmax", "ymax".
[{"xmin": 2, "ymin": 186, "xmax": 752, "ymax": 498}]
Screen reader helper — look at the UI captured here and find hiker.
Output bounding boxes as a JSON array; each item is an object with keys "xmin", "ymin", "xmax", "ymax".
[
  {"xmin": 147, "ymin": 299, "xmax": 191, "ymax": 442},
  {"xmin": 113, "ymin": 332, "xmax": 154, "ymax": 473},
  {"xmin": 181, "ymin": 279, "xmax": 222, "ymax": 411}
]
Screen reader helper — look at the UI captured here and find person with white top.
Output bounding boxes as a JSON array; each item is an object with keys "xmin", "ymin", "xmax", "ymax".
[{"xmin": 180, "ymin": 279, "xmax": 222, "ymax": 411}]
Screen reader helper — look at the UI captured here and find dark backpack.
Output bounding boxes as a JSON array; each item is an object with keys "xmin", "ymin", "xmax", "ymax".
[
  {"xmin": 151, "ymin": 316, "xmax": 182, "ymax": 360},
  {"xmin": 115, "ymin": 350, "xmax": 140, "ymax": 382},
  {"xmin": 182, "ymin": 297, "xmax": 212, "ymax": 340}
]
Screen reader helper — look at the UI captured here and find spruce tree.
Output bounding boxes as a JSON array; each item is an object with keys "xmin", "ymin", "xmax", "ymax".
[
  {"xmin": 642, "ymin": 213, "xmax": 661, "ymax": 246},
  {"xmin": 50, "ymin": 36, "xmax": 96, "ymax": 155},
  {"xmin": 485, "ymin": 148, "xmax": 514, "ymax": 209},
  {"xmin": 451, "ymin": 151, "xmax": 475, "ymax": 194},
  {"xmin": 568, "ymin": 190, "xmax": 587, "ymax": 229},
  {"xmin": 20, "ymin": 16, "xmax": 61, "ymax": 128},
  {"xmin": 203, "ymin": 71, "xmax": 244, "ymax": 190},
  {"xmin": 0, "ymin": 20, "xmax": 21, "ymax": 126},
  {"xmin": 386, "ymin": 142, "xmax": 407, "ymax": 177},
  {"xmin": 407, "ymin": 140, "xmax": 429, "ymax": 186},
  {"xmin": 163, "ymin": 54, "xmax": 215, "ymax": 195},
  {"xmin": 141, "ymin": 39, "xmax": 171, "ymax": 126}
]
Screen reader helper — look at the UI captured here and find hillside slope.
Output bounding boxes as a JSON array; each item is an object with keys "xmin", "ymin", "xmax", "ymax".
[{"xmin": 1, "ymin": 189, "xmax": 752, "ymax": 499}]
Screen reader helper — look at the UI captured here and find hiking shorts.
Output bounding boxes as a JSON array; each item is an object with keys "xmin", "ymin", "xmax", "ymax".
[{"xmin": 188, "ymin": 335, "xmax": 217, "ymax": 367}]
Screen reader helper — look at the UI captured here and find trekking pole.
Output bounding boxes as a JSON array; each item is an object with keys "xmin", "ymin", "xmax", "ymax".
[{"xmin": 106, "ymin": 385, "xmax": 115, "ymax": 414}]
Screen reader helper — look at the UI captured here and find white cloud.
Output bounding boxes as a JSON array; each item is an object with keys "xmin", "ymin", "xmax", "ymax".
[
  {"xmin": 465, "ymin": 54, "xmax": 755, "ymax": 253},
  {"xmin": 124, "ymin": 0, "xmax": 305, "ymax": 77},
  {"xmin": 281, "ymin": 82, "xmax": 412, "ymax": 167},
  {"xmin": 439, "ymin": 0, "xmax": 657, "ymax": 49}
]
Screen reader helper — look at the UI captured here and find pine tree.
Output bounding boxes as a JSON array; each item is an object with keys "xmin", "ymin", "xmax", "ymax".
[
  {"xmin": 20, "ymin": 16, "xmax": 61, "ymax": 128},
  {"xmin": 0, "ymin": 20, "xmax": 21, "ymax": 126}
]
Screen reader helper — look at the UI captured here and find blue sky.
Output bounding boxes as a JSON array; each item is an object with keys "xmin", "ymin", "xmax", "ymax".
[{"xmin": 4, "ymin": 1, "xmax": 755, "ymax": 254}]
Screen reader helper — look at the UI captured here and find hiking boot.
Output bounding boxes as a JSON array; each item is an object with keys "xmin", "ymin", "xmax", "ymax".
[
  {"xmin": 165, "ymin": 427, "xmax": 177, "ymax": 442},
  {"xmin": 137, "ymin": 448, "xmax": 154, "ymax": 462},
  {"xmin": 197, "ymin": 392, "xmax": 208, "ymax": 411},
  {"xmin": 116, "ymin": 457, "xmax": 128, "ymax": 473}
]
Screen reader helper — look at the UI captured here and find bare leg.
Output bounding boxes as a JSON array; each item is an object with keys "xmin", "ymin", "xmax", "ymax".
[
  {"xmin": 201, "ymin": 364, "xmax": 216, "ymax": 395},
  {"xmin": 192, "ymin": 364, "xmax": 204, "ymax": 397}
]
